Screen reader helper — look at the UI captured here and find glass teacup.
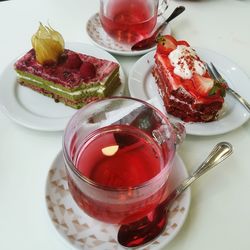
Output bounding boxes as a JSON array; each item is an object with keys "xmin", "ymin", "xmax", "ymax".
[
  {"xmin": 63, "ymin": 97, "xmax": 185, "ymax": 224},
  {"xmin": 99, "ymin": 0, "xmax": 168, "ymax": 44}
]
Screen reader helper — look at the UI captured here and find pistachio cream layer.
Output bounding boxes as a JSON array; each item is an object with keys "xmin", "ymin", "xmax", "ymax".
[{"xmin": 16, "ymin": 70, "xmax": 120, "ymax": 100}]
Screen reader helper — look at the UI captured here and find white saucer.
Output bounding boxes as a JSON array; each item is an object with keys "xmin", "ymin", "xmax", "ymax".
[
  {"xmin": 45, "ymin": 151, "xmax": 191, "ymax": 250},
  {"xmin": 128, "ymin": 48, "xmax": 250, "ymax": 136},
  {"xmin": 0, "ymin": 42, "xmax": 126, "ymax": 132},
  {"xmin": 86, "ymin": 13, "xmax": 171, "ymax": 57}
]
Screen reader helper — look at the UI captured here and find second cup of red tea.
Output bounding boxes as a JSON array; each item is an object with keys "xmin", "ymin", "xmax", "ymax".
[
  {"xmin": 99, "ymin": 0, "xmax": 168, "ymax": 44},
  {"xmin": 63, "ymin": 97, "xmax": 185, "ymax": 224}
]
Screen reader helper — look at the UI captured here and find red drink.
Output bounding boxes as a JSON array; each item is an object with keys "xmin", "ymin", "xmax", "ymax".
[
  {"xmin": 63, "ymin": 97, "xmax": 182, "ymax": 225},
  {"xmin": 77, "ymin": 125, "xmax": 163, "ymax": 187},
  {"xmin": 99, "ymin": 0, "xmax": 157, "ymax": 44},
  {"xmin": 68, "ymin": 125, "xmax": 170, "ymax": 224}
]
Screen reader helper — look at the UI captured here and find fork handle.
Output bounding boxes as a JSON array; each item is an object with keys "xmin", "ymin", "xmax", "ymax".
[{"xmin": 227, "ymin": 87, "xmax": 250, "ymax": 113}]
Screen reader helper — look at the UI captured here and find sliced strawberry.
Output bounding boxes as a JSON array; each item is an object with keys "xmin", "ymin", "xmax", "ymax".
[
  {"xmin": 182, "ymin": 78, "xmax": 197, "ymax": 94},
  {"xmin": 193, "ymin": 74, "xmax": 214, "ymax": 97},
  {"xmin": 156, "ymin": 53, "xmax": 173, "ymax": 69},
  {"xmin": 157, "ymin": 44, "xmax": 173, "ymax": 55},
  {"xmin": 177, "ymin": 40, "xmax": 190, "ymax": 47},
  {"xmin": 156, "ymin": 35, "xmax": 177, "ymax": 55}
]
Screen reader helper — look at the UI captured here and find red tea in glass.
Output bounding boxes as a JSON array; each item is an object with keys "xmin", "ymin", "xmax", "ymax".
[
  {"xmin": 63, "ymin": 97, "xmax": 185, "ymax": 224},
  {"xmin": 68, "ymin": 125, "xmax": 169, "ymax": 223},
  {"xmin": 99, "ymin": 0, "xmax": 164, "ymax": 44},
  {"xmin": 77, "ymin": 125, "xmax": 163, "ymax": 187}
]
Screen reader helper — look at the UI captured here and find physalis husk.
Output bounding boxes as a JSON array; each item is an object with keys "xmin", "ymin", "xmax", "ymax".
[{"xmin": 31, "ymin": 23, "xmax": 65, "ymax": 65}]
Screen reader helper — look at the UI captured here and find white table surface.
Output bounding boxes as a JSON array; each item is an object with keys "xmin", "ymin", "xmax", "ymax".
[{"xmin": 0, "ymin": 0, "xmax": 250, "ymax": 249}]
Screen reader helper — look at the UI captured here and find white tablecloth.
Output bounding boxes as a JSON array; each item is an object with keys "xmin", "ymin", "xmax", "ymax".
[{"xmin": 0, "ymin": 0, "xmax": 250, "ymax": 249}]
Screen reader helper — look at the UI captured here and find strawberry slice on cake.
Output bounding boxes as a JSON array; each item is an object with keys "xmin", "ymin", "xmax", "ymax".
[{"xmin": 152, "ymin": 35, "xmax": 226, "ymax": 122}]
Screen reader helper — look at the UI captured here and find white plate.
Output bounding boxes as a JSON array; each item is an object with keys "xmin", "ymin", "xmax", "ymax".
[
  {"xmin": 45, "ymin": 151, "xmax": 191, "ymax": 250},
  {"xmin": 128, "ymin": 48, "xmax": 250, "ymax": 136},
  {"xmin": 86, "ymin": 13, "xmax": 171, "ymax": 57},
  {"xmin": 0, "ymin": 42, "xmax": 126, "ymax": 131}
]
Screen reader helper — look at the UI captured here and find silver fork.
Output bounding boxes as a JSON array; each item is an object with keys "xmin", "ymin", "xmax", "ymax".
[{"xmin": 206, "ymin": 63, "xmax": 250, "ymax": 113}]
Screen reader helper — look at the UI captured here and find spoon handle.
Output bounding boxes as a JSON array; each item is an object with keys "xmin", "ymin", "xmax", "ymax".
[
  {"xmin": 165, "ymin": 6, "xmax": 186, "ymax": 23},
  {"xmin": 155, "ymin": 6, "xmax": 185, "ymax": 36},
  {"xmin": 160, "ymin": 142, "xmax": 233, "ymax": 208},
  {"xmin": 176, "ymin": 142, "xmax": 233, "ymax": 195}
]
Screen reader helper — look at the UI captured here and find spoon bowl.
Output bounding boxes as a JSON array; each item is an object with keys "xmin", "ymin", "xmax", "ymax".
[
  {"xmin": 117, "ymin": 142, "xmax": 233, "ymax": 248},
  {"xmin": 131, "ymin": 6, "xmax": 185, "ymax": 51}
]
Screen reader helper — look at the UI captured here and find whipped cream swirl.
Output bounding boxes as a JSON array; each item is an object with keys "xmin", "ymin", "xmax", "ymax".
[{"xmin": 168, "ymin": 45, "xmax": 206, "ymax": 79}]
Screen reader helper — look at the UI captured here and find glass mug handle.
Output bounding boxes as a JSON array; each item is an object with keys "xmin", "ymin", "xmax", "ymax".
[
  {"xmin": 152, "ymin": 122, "xmax": 186, "ymax": 146},
  {"xmin": 170, "ymin": 121, "xmax": 186, "ymax": 145},
  {"xmin": 157, "ymin": 0, "xmax": 169, "ymax": 17}
]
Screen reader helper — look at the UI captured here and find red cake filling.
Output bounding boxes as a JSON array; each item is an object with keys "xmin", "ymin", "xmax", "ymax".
[{"xmin": 152, "ymin": 35, "xmax": 226, "ymax": 122}]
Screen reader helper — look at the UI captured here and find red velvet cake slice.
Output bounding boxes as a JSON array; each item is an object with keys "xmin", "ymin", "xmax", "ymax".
[
  {"xmin": 14, "ymin": 23, "xmax": 121, "ymax": 109},
  {"xmin": 152, "ymin": 35, "xmax": 226, "ymax": 122}
]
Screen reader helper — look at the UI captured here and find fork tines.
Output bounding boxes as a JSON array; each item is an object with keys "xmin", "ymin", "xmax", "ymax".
[
  {"xmin": 210, "ymin": 63, "xmax": 225, "ymax": 82},
  {"xmin": 206, "ymin": 63, "xmax": 225, "ymax": 83}
]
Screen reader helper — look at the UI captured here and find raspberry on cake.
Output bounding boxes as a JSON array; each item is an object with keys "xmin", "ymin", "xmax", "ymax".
[
  {"xmin": 14, "ymin": 23, "xmax": 121, "ymax": 109},
  {"xmin": 152, "ymin": 35, "xmax": 226, "ymax": 122}
]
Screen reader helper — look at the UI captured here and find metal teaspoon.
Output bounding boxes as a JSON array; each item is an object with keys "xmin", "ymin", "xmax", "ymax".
[
  {"xmin": 131, "ymin": 6, "xmax": 185, "ymax": 51},
  {"xmin": 117, "ymin": 142, "xmax": 233, "ymax": 248}
]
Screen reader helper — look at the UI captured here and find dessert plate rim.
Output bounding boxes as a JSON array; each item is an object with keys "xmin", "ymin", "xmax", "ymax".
[
  {"xmin": 86, "ymin": 12, "xmax": 171, "ymax": 57},
  {"xmin": 0, "ymin": 42, "xmax": 126, "ymax": 132},
  {"xmin": 128, "ymin": 47, "xmax": 250, "ymax": 136},
  {"xmin": 45, "ymin": 150, "xmax": 191, "ymax": 250}
]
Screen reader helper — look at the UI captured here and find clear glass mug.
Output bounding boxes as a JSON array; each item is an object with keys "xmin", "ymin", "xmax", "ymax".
[
  {"xmin": 99, "ymin": 0, "xmax": 168, "ymax": 44},
  {"xmin": 63, "ymin": 97, "xmax": 185, "ymax": 224}
]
